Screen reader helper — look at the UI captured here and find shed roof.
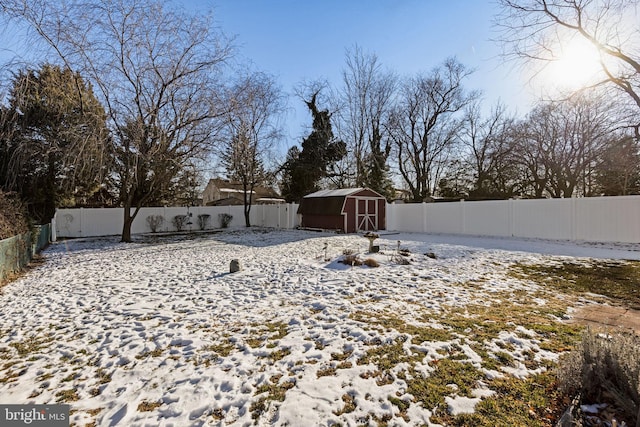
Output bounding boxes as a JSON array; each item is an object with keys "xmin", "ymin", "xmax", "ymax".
[{"xmin": 303, "ymin": 188, "xmax": 367, "ymax": 198}]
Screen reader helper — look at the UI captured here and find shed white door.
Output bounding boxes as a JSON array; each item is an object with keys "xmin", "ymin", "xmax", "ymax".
[{"xmin": 356, "ymin": 198, "xmax": 378, "ymax": 231}]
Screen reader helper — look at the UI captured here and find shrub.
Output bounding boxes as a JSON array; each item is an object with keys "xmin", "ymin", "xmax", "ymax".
[
  {"xmin": 197, "ymin": 214, "xmax": 210, "ymax": 231},
  {"xmin": 391, "ymin": 253, "xmax": 411, "ymax": 265},
  {"xmin": 146, "ymin": 215, "xmax": 164, "ymax": 233},
  {"xmin": 363, "ymin": 258, "xmax": 380, "ymax": 268},
  {"xmin": 218, "ymin": 213, "xmax": 233, "ymax": 228},
  {"xmin": 557, "ymin": 327, "xmax": 640, "ymax": 425},
  {"xmin": 0, "ymin": 191, "xmax": 29, "ymax": 239},
  {"xmin": 172, "ymin": 215, "xmax": 188, "ymax": 232},
  {"xmin": 340, "ymin": 254, "xmax": 362, "ymax": 266}
]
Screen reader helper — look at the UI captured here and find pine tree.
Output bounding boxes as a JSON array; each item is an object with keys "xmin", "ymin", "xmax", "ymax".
[
  {"xmin": 1, "ymin": 64, "xmax": 110, "ymax": 222},
  {"xmin": 281, "ymin": 93, "xmax": 346, "ymax": 202}
]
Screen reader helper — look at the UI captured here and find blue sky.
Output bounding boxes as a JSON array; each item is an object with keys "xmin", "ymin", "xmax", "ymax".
[
  {"xmin": 206, "ymin": 0, "xmax": 535, "ymax": 144},
  {"xmin": 0, "ymin": 1, "xmax": 537, "ymax": 148}
]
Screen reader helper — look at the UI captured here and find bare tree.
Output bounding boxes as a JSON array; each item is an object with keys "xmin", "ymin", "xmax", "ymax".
[
  {"xmin": 461, "ymin": 101, "xmax": 518, "ymax": 199},
  {"xmin": 496, "ymin": 0, "xmax": 640, "ymax": 139},
  {"xmin": 221, "ymin": 71, "xmax": 284, "ymax": 227},
  {"xmin": 337, "ymin": 45, "xmax": 397, "ymax": 197},
  {"xmin": 513, "ymin": 93, "xmax": 616, "ymax": 197},
  {"xmin": 1, "ymin": 0, "xmax": 233, "ymax": 241},
  {"xmin": 387, "ymin": 58, "xmax": 477, "ymax": 202}
]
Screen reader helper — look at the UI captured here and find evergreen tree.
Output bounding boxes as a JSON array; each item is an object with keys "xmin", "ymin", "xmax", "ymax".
[
  {"xmin": 281, "ymin": 93, "xmax": 346, "ymax": 202},
  {"xmin": 1, "ymin": 64, "xmax": 110, "ymax": 222}
]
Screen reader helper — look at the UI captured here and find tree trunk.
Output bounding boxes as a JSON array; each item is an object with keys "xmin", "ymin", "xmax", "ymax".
[
  {"xmin": 121, "ymin": 205, "xmax": 133, "ymax": 242},
  {"xmin": 244, "ymin": 205, "xmax": 251, "ymax": 227}
]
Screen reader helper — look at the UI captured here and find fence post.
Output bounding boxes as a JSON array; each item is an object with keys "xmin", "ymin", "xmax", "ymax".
[
  {"xmin": 80, "ymin": 207, "xmax": 84, "ymax": 237},
  {"xmin": 51, "ymin": 216, "xmax": 57, "ymax": 242},
  {"xmin": 422, "ymin": 202, "xmax": 428, "ymax": 233},
  {"xmin": 571, "ymin": 197, "xmax": 578, "ymax": 240},
  {"xmin": 508, "ymin": 198, "xmax": 514, "ymax": 237},
  {"xmin": 460, "ymin": 199, "xmax": 466, "ymax": 234}
]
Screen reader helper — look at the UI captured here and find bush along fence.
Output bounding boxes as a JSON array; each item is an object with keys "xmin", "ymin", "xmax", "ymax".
[{"xmin": 0, "ymin": 224, "xmax": 50, "ymax": 283}]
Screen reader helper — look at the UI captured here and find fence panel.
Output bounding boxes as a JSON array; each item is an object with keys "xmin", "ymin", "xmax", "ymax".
[
  {"xmin": 576, "ymin": 196, "xmax": 640, "ymax": 243},
  {"xmin": 0, "ymin": 225, "xmax": 50, "ymax": 282},
  {"xmin": 386, "ymin": 196, "xmax": 640, "ymax": 243},
  {"xmin": 511, "ymin": 198, "xmax": 573, "ymax": 240},
  {"xmin": 425, "ymin": 203, "xmax": 463, "ymax": 234},
  {"xmin": 463, "ymin": 200, "xmax": 511, "ymax": 237},
  {"xmin": 388, "ymin": 203, "xmax": 424, "ymax": 232}
]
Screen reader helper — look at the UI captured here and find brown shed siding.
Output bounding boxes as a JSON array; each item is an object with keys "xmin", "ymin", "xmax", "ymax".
[{"xmin": 300, "ymin": 214, "xmax": 344, "ymax": 230}]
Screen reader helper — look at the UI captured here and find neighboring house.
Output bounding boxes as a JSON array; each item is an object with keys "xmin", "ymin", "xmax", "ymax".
[
  {"xmin": 201, "ymin": 178, "xmax": 285, "ymax": 206},
  {"xmin": 297, "ymin": 188, "xmax": 386, "ymax": 233}
]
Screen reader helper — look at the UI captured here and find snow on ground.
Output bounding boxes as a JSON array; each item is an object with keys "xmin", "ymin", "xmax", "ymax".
[{"xmin": 1, "ymin": 229, "xmax": 638, "ymax": 426}]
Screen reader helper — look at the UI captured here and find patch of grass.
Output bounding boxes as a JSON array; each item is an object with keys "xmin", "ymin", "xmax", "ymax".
[
  {"xmin": 331, "ymin": 349, "xmax": 353, "ymax": 361},
  {"xmin": 246, "ymin": 337, "xmax": 264, "ymax": 348},
  {"xmin": 357, "ymin": 338, "xmax": 419, "ymax": 372},
  {"xmin": 264, "ymin": 321, "xmax": 289, "ymax": 340},
  {"xmin": 494, "ymin": 351, "xmax": 515, "ymax": 367},
  {"xmin": 388, "ymin": 395, "xmax": 410, "ymax": 413},
  {"xmin": 55, "ymin": 389, "xmax": 79, "ymax": 402},
  {"xmin": 250, "ymin": 379, "xmax": 296, "ymax": 420},
  {"xmin": 269, "ymin": 347, "xmax": 291, "ymax": 362},
  {"xmin": 9, "ymin": 335, "xmax": 50, "ymax": 356},
  {"xmin": 316, "ymin": 366, "xmax": 337, "ymax": 378},
  {"xmin": 512, "ymin": 261, "xmax": 640, "ymax": 309},
  {"xmin": 95, "ymin": 368, "xmax": 111, "ymax": 384},
  {"xmin": 333, "ymin": 393, "xmax": 356, "ymax": 415},
  {"xmin": 203, "ymin": 340, "xmax": 235, "ymax": 357},
  {"xmin": 441, "ymin": 302, "xmax": 583, "ymax": 355},
  {"xmin": 137, "ymin": 400, "xmax": 162, "ymax": 412},
  {"xmin": 136, "ymin": 348, "xmax": 163, "ymax": 359},
  {"xmin": 434, "ymin": 371, "xmax": 564, "ymax": 427},
  {"xmin": 405, "ymin": 358, "xmax": 483, "ymax": 413},
  {"xmin": 350, "ymin": 311, "xmax": 453, "ymax": 343}
]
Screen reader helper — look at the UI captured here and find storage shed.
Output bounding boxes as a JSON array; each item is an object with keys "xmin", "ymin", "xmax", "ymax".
[{"xmin": 298, "ymin": 188, "xmax": 386, "ymax": 233}]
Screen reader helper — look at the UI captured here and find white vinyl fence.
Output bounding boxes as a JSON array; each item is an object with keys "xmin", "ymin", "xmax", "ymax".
[
  {"xmin": 54, "ymin": 204, "xmax": 300, "ymax": 239},
  {"xmin": 54, "ymin": 195, "xmax": 640, "ymax": 243},
  {"xmin": 386, "ymin": 195, "xmax": 640, "ymax": 243}
]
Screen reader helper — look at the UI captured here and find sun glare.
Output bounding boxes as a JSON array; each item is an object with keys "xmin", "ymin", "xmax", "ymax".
[{"xmin": 544, "ymin": 37, "xmax": 603, "ymax": 91}]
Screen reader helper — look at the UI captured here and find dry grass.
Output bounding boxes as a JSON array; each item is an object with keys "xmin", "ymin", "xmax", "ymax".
[
  {"xmin": 511, "ymin": 261, "xmax": 640, "ymax": 309},
  {"xmin": 557, "ymin": 327, "xmax": 640, "ymax": 426},
  {"xmin": 137, "ymin": 400, "xmax": 162, "ymax": 412}
]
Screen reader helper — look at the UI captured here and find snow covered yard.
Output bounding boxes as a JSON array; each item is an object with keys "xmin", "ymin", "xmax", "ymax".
[{"xmin": 1, "ymin": 229, "xmax": 639, "ymax": 426}]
